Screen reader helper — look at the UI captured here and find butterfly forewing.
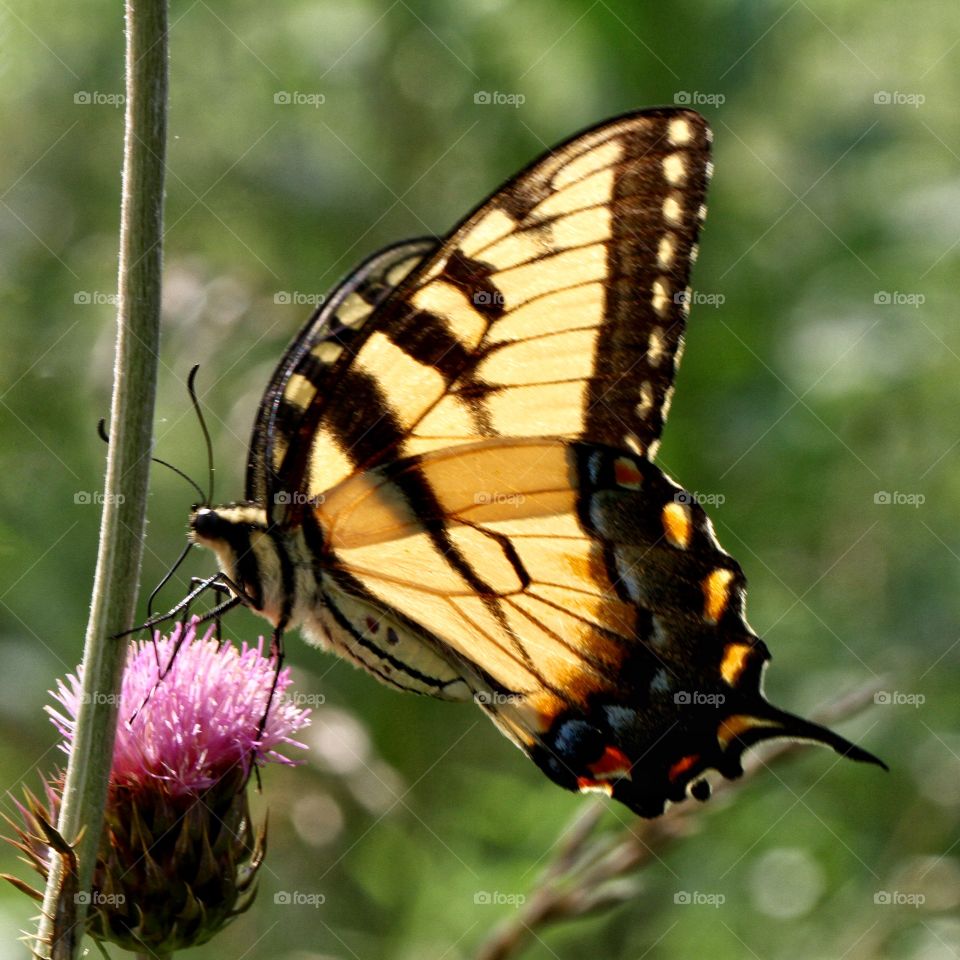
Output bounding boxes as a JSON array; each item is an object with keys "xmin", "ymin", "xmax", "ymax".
[
  {"xmin": 249, "ymin": 238, "xmax": 438, "ymax": 518},
  {"xmin": 265, "ymin": 109, "xmax": 711, "ymax": 518}
]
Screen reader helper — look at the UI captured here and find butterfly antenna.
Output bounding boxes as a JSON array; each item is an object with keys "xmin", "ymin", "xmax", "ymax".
[
  {"xmin": 187, "ymin": 364, "xmax": 215, "ymax": 506},
  {"xmin": 97, "ymin": 418, "xmax": 206, "ymax": 503}
]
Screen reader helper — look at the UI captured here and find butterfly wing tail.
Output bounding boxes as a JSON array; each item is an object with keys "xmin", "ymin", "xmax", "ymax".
[{"xmin": 741, "ymin": 700, "xmax": 888, "ymax": 770}]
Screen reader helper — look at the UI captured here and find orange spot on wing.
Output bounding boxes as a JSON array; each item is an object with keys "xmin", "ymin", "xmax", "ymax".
[
  {"xmin": 717, "ymin": 714, "xmax": 779, "ymax": 749},
  {"xmin": 702, "ymin": 568, "xmax": 735, "ymax": 624},
  {"xmin": 719, "ymin": 642, "xmax": 752, "ymax": 686},
  {"xmin": 661, "ymin": 502, "xmax": 692, "ymax": 549},
  {"xmin": 525, "ymin": 691, "xmax": 567, "ymax": 733}
]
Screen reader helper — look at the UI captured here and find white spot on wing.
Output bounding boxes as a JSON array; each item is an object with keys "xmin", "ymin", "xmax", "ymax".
[
  {"xmin": 338, "ymin": 292, "xmax": 373, "ymax": 329},
  {"xmin": 651, "ymin": 278, "xmax": 670, "ymax": 317},
  {"xmin": 650, "ymin": 669, "xmax": 672, "ymax": 693},
  {"xmin": 312, "ymin": 341, "xmax": 344, "ymax": 364},
  {"xmin": 636, "ymin": 380, "xmax": 655, "ymax": 417},
  {"xmin": 660, "ymin": 384, "xmax": 676, "ymax": 422},
  {"xmin": 623, "ymin": 432, "xmax": 644, "ymax": 456},
  {"xmin": 646, "ymin": 327, "xmax": 665, "ymax": 367},
  {"xmin": 650, "ymin": 615, "xmax": 670, "ymax": 648},
  {"xmin": 663, "ymin": 195, "xmax": 683, "ymax": 225},
  {"xmin": 662, "ymin": 153, "xmax": 687, "ymax": 186},
  {"xmin": 657, "ymin": 234, "xmax": 675, "ymax": 269},
  {"xmin": 284, "ymin": 373, "xmax": 317, "ymax": 411},
  {"xmin": 668, "ymin": 117, "xmax": 693, "ymax": 145}
]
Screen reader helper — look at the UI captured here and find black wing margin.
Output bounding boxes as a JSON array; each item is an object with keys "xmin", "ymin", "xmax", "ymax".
[{"xmin": 246, "ymin": 238, "xmax": 438, "ymax": 511}]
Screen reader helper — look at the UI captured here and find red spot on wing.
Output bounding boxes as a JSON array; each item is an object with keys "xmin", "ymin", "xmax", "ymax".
[
  {"xmin": 576, "ymin": 776, "xmax": 614, "ymax": 796},
  {"xmin": 588, "ymin": 744, "xmax": 634, "ymax": 780},
  {"xmin": 668, "ymin": 754, "xmax": 700, "ymax": 782},
  {"xmin": 613, "ymin": 457, "xmax": 643, "ymax": 489}
]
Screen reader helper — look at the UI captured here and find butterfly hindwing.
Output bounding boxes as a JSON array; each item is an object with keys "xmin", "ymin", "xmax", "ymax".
[{"xmin": 313, "ymin": 438, "xmax": 880, "ymax": 816}]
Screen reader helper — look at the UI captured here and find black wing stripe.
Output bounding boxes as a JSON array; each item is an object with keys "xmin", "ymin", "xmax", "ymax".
[
  {"xmin": 441, "ymin": 250, "xmax": 507, "ymax": 322},
  {"xmin": 320, "ymin": 584, "xmax": 457, "ymax": 693},
  {"xmin": 378, "ymin": 456, "xmax": 505, "ymax": 600},
  {"xmin": 324, "ymin": 369, "xmax": 409, "ymax": 471},
  {"xmin": 383, "ymin": 307, "xmax": 475, "ymax": 381}
]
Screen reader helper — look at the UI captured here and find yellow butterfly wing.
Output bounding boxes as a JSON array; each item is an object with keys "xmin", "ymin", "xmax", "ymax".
[
  {"xmin": 233, "ymin": 107, "xmax": 884, "ymax": 818},
  {"xmin": 264, "ymin": 108, "xmax": 712, "ymax": 525}
]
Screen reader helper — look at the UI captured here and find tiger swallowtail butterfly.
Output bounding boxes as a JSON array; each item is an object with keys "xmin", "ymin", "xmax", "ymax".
[{"xmin": 188, "ymin": 107, "xmax": 884, "ymax": 817}]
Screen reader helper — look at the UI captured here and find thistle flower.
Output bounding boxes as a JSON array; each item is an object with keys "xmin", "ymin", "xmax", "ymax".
[{"xmin": 6, "ymin": 620, "xmax": 310, "ymax": 954}]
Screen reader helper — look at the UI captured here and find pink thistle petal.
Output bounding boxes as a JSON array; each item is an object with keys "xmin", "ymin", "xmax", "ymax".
[{"xmin": 47, "ymin": 620, "xmax": 311, "ymax": 797}]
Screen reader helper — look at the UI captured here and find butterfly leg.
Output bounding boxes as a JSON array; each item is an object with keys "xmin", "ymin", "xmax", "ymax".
[
  {"xmin": 115, "ymin": 573, "xmax": 250, "ymax": 639},
  {"xmin": 182, "ymin": 576, "xmax": 233, "ymax": 646},
  {"xmin": 259, "ymin": 623, "xmax": 286, "ymax": 738},
  {"xmin": 248, "ymin": 622, "xmax": 287, "ymax": 791}
]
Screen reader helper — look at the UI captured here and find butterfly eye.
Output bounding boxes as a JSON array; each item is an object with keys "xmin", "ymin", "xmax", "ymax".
[{"xmin": 190, "ymin": 508, "xmax": 227, "ymax": 541}]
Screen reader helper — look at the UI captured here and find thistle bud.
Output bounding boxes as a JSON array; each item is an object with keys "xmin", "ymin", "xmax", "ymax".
[{"xmin": 6, "ymin": 621, "xmax": 310, "ymax": 953}]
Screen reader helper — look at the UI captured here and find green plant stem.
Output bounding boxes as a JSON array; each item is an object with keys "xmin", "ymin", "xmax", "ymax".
[{"xmin": 33, "ymin": 1, "xmax": 168, "ymax": 957}]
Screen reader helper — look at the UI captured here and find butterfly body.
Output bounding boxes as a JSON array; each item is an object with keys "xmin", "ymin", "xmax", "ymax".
[{"xmin": 189, "ymin": 108, "xmax": 883, "ymax": 817}]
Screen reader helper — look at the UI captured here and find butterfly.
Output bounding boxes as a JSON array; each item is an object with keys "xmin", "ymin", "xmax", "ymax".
[{"xmin": 188, "ymin": 107, "xmax": 884, "ymax": 817}]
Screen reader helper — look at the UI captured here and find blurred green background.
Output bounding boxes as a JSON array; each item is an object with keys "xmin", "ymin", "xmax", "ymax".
[{"xmin": 1, "ymin": 1, "xmax": 958, "ymax": 957}]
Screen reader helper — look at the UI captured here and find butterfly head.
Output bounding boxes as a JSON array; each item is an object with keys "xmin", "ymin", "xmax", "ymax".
[{"xmin": 189, "ymin": 503, "xmax": 277, "ymax": 619}]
